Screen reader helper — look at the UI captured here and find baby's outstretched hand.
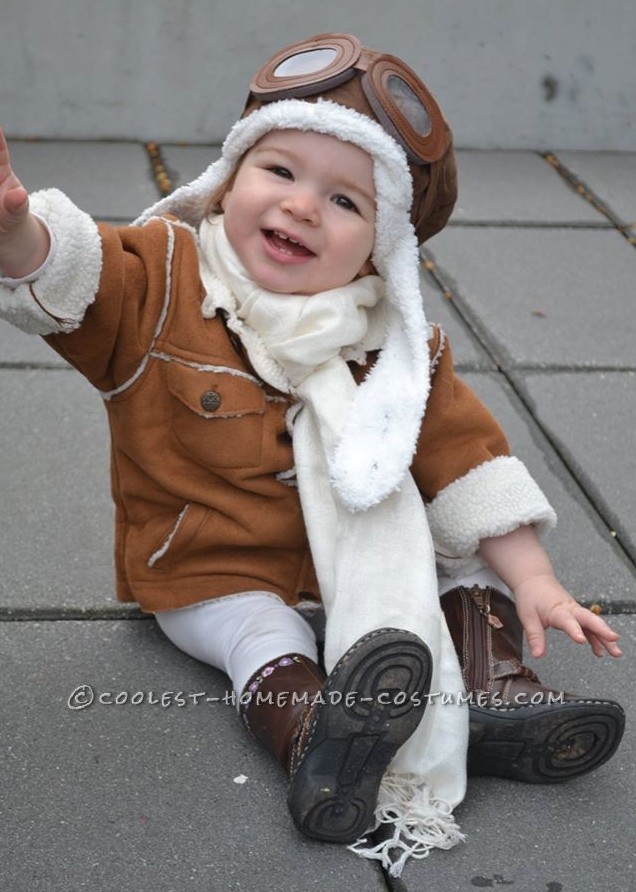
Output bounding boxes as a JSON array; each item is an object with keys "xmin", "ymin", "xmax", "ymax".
[
  {"xmin": 513, "ymin": 574, "xmax": 622, "ymax": 660},
  {"xmin": 0, "ymin": 128, "xmax": 49, "ymax": 277},
  {"xmin": 0, "ymin": 128, "xmax": 29, "ymax": 234}
]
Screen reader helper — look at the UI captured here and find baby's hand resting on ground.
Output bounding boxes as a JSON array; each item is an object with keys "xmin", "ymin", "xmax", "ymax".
[
  {"xmin": 479, "ymin": 525, "xmax": 621, "ymax": 659},
  {"xmin": 0, "ymin": 127, "xmax": 50, "ymax": 277},
  {"xmin": 513, "ymin": 573, "xmax": 622, "ymax": 660}
]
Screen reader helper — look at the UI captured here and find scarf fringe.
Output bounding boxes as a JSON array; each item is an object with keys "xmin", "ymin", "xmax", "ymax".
[{"xmin": 348, "ymin": 772, "xmax": 465, "ymax": 878}]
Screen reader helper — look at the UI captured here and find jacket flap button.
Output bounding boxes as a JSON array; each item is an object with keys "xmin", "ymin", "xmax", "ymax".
[{"xmin": 200, "ymin": 390, "xmax": 222, "ymax": 412}]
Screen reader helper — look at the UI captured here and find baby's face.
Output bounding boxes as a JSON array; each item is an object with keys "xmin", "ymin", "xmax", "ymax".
[{"xmin": 221, "ymin": 129, "xmax": 376, "ymax": 295}]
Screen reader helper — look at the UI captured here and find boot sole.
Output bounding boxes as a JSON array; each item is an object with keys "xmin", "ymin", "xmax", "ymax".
[
  {"xmin": 468, "ymin": 699, "xmax": 625, "ymax": 783},
  {"xmin": 287, "ymin": 628, "xmax": 432, "ymax": 843}
]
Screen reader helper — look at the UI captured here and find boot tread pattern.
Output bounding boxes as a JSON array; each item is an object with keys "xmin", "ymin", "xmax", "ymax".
[
  {"xmin": 469, "ymin": 700, "xmax": 625, "ymax": 783},
  {"xmin": 288, "ymin": 628, "xmax": 432, "ymax": 843}
]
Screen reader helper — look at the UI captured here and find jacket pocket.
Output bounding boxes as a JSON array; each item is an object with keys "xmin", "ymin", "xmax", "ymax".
[
  {"xmin": 147, "ymin": 502, "xmax": 207, "ymax": 570},
  {"xmin": 167, "ymin": 362, "xmax": 265, "ymax": 469}
]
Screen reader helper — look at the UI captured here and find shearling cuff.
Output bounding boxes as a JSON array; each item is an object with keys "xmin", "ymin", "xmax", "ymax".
[
  {"xmin": 427, "ymin": 455, "xmax": 557, "ymax": 574},
  {"xmin": 0, "ymin": 189, "xmax": 102, "ymax": 335}
]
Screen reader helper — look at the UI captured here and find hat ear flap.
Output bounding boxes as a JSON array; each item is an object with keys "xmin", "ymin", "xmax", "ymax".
[{"xmin": 411, "ymin": 137, "xmax": 457, "ymax": 244}]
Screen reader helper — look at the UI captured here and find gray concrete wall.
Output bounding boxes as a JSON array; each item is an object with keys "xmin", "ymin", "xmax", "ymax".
[{"xmin": 2, "ymin": 0, "xmax": 635, "ymax": 149}]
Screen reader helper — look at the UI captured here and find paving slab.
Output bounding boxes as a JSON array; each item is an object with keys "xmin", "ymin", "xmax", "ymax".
[
  {"xmin": 555, "ymin": 151, "xmax": 636, "ymax": 228},
  {"xmin": 160, "ymin": 143, "xmax": 221, "ymax": 189},
  {"xmin": 420, "ymin": 264, "xmax": 494, "ymax": 370},
  {"xmin": 0, "ymin": 619, "xmax": 386, "ymax": 892},
  {"xmin": 1, "ymin": 617, "xmax": 630, "ymax": 892},
  {"xmin": 0, "ymin": 320, "xmax": 68, "ymax": 367},
  {"xmin": 463, "ymin": 372, "xmax": 636, "ymax": 608},
  {"xmin": 393, "ymin": 615, "xmax": 633, "ymax": 892},
  {"xmin": 518, "ymin": 370, "xmax": 636, "ymax": 564},
  {"xmin": 451, "ymin": 151, "xmax": 604, "ymax": 225},
  {"xmin": 427, "ymin": 227, "xmax": 636, "ymax": 369},
  {"xmin": 0, "ymin": 368, "xmax": 115, "ymax": 612},
  {"xmin": 5, "ymin": 140, "xmax": 159, "ymax": 221}
]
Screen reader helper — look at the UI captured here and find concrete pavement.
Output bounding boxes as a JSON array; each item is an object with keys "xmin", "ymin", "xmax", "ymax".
[{"xmin": 0, "ymin": 139, "xmax": 633, "ymax": 891}]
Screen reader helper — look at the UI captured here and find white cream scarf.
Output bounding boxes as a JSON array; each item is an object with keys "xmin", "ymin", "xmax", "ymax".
[{"xmin": 199, "ymin": 216, "xmax": 468, "ymax": 877}]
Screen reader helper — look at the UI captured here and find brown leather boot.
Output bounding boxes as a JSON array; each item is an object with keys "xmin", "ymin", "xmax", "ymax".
[
  {"xmin": 240, "ymin": 653, "xmax": 325, "ymax": 769},
  {"xmin": 240, "ymin": 628, "xmax": 433, "ymax": 843},
  {"xmin": 440, "ymin": 585, "xmax": 625, "ymax": 783}
]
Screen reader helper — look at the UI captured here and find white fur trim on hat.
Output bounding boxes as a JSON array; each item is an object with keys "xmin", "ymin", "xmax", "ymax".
[{"xmin": 135, "ymin": 99, "xmax": 430, "ymax": 509}]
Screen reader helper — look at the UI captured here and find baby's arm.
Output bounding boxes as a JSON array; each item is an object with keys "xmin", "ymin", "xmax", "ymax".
[
  {"xmin": 478, "ymin": 525, "xmax": 621, "ymax": 659},
  {"xmin": 0, "ymin": 128, "xmax": 50, "ymax": 277}
]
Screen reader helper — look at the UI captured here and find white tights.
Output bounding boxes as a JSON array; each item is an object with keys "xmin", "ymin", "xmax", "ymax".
[
  {"xmin": 155, "ymin": 592, "xmax": 320, "ymax": 696},
  {"xmin": 155, "ymin": 569, "xmax": 507, "ymax": 696}
]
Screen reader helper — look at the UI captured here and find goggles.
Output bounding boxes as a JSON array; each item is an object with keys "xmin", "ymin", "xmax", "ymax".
[{"xmin": 248, "ymin": 33, "xmax": 449, "ymax": 165}]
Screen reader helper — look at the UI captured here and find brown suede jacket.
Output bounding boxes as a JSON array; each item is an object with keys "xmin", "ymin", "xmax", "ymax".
[{"xmin": 25, "ymin": 215, "xmax": 534, "ymax": 614}]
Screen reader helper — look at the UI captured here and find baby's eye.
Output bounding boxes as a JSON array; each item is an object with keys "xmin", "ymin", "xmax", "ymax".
[
  {"xmin": 332, "ymin": 194, "xmax": 359, "ymax": 213},
  {"xmin": 268, "ymin": 165, "xmax": 293, "ymax": 180}
]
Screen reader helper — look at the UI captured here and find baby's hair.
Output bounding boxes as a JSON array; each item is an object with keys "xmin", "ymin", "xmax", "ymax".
[{"xmin": 204, "ymin": 168, "xmax": 239, "ymax": 219}]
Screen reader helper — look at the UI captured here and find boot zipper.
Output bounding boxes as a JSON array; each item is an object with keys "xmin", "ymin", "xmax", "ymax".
[
  {"xmin": 469, "ymin": 585, "xmax": 504, "ymax": 629},
  {"xmin": 462, "ymin": 586, "xmax": 503, "ymax": 694},
  {"xmin": 459, "ymin": 586, "xmax": 488, "ymax": 691}
]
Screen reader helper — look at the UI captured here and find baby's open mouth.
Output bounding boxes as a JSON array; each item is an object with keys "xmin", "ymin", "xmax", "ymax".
[{"xmin": 264, "ymin": 230, "xmax": 315, "ymax": 257}]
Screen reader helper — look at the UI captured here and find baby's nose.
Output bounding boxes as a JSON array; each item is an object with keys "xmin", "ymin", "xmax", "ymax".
[{"xmin": 281, "ymin": 189, "xmax": 319, "ymax": 223}]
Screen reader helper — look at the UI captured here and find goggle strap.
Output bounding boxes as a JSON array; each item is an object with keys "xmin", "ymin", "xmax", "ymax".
[{"xmin": 248, "ymin": 33, "xmax": 450, "ymax": 165}]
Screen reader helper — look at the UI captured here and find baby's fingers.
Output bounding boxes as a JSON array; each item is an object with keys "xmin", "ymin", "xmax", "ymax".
[
  {"xmin": 583, "ymin": 629, "xmax": 609, "ymax": 658},
  {"xmin": 519, "ymin": 609, "xmax": 547, "ymax": 658},
  {"xmin": 0, "ymin": 129, "xmax": 29, "ymax": 228},
  {"xmin": 0, "ymin": 127, "xmax": 14, "ymax": 177},
  {"xmin": 551, "ymin": 605, "xmax": 622, "ymax": 657},
  {"xmin": 578, "ymin": 611, "xmax": 622, "ymax": 657},
  {"xmin": 0, "ymin": 185, "xmax": 29, "ymax": 234},
  {"xmin": 545, "ymin": 605, "xmax": 588, "ymax": 647},
  {"xmin": 0, "ymin": 129, "xmax": 25, "ymax": 193},
  {"xmin": 4, "ymin": 185, "xmax": 28, "ymax": 213},
  {"xmin": 587, "ymin": 631, "xmax": 621, "ymax": 658}
]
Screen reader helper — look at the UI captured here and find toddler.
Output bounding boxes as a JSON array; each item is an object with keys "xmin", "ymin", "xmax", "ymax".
[{"xmin": 0, "ymin": 33, "xmax": 623, "ymax": 877}]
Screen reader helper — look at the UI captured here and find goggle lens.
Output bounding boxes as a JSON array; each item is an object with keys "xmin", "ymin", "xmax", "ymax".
[
  {"xmin": 387, "ymin": 75, "xmax": 432, "ymax": 137},
  {"xmin": 274, "ymin": 48, "xmax": 339, "ymax": 79}
]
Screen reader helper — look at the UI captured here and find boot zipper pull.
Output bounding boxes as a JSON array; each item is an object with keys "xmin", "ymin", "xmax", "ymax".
[
  {"xmin": 468, "ymin": 586, "xmax": 504, "ymax": 629},
  {"xmin": 485, "ymin": 612, "xmax": 504, "ymax": 629}
]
